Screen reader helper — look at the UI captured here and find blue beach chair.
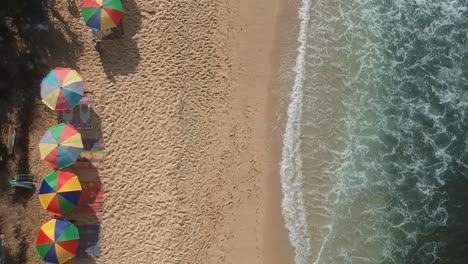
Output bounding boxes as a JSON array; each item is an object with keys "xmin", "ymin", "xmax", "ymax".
[{"xmin": 10, "ymin": 174, "xmax": 35, "ymax": 189}]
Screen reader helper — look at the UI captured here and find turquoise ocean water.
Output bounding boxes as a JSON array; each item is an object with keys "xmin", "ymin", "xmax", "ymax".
[{"xmin": 280, "ymin": 0, "xmax": 468, "ymax": 263}]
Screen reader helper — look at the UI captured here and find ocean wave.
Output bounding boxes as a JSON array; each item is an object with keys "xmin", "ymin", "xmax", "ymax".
[
  {"xmin": 279, "ymin": 0, "xmax": 312, "ymax": 263},
  {"xmin": 282, "ymin": 0, "xmax": 468, "ymax": 263}
]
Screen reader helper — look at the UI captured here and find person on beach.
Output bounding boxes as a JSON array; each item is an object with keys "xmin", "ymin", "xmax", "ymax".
[
  {"xmin": 92, "ymin": 30, "xmax": 103, "ymax": 52},
  {"xmin": 94, "ymin": 39, "xmax": 102, "ymax": 52}
]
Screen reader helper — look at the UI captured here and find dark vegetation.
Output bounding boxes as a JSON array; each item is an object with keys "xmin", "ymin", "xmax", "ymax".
[
  {"xmin": 0, "ymin": 0, "xmax": 50, "ymax": 177},
  {"xmin": 0, "ymin": 1, "xmax": 58, "ymax": 263}
]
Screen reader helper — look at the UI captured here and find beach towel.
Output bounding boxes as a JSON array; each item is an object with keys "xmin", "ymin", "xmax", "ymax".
[
  {"xmin": 76, "ymin": 180, "xmax": 104, "ymax": 213},
  {"xmin": 74, "ymin": 138, "xmax": 105, "ymax": 169},
  {"xmin": 58, "ymin": 93, "xmax": 94, "ymax": 129},
  {"xmin": 76, "ymin": 225, "xmax": 100, "ymax": 259}
]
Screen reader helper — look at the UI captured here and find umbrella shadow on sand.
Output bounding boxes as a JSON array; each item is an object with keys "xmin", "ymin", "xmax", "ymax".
[
  {"xmin": 59, "ymin": 110, "xmax": 104, "ymax": 264},
  {"xmin": 64, "ymin": 168, "xmax": 100, "ymax": 264},
  {"xmin": 97, "ymin": 0, "xmax": 142, "ymax": 81}
]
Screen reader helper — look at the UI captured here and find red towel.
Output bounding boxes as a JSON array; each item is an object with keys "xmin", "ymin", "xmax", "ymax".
[{"xmin": 76, "ymin": 181, "xmax": 104, "ymax": 213}]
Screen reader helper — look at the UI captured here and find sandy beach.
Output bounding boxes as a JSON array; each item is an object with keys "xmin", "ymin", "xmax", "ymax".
[{"xmin": 0, "ymin": 0, "xmax": 295, "ymax": 263}]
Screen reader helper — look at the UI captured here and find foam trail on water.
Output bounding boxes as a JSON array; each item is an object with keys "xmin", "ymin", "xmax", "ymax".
[
  {"xmin": 281, "ymin": 0, "xmax": 468, "ymax": 263},
  {"xmin": 279, "ymin": 0, "xmax": 312, "ymax": 263}
]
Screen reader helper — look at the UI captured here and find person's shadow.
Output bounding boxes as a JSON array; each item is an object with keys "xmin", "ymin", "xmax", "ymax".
[{"xmin": 98, "ymin": 0, "xmax": 142, "ymax": 81}]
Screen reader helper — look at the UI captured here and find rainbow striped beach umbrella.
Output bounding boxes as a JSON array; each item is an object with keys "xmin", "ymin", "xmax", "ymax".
[
  {"xmin": 36, "ymin": 219, "xmax": 79, "ymax": 264},
  {"xmin": 39, "ymin": 123, "xmax": 83, "ymax": 169},
  {"xmin": 41, "ymin": 68, "xmax": 84, "ymax": 111},
  {"xmin": 81, "ymin": 0, "xmax": 124, "ymax": 31},
  {"xmin": 39, "ymin": 171, "xmax": 82, "ymax": 216}
]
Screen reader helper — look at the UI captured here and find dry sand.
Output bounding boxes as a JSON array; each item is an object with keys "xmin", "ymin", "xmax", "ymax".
[{"xmin": 2, "ymin": 0, "xmax": 297, "ymax": 263}]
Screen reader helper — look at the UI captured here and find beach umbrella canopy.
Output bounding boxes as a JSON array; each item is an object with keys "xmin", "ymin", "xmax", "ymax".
[
  {"xmin": 36, "ymin": 219, "xmax": 80, "ymax": 264},
  {"xmin": 81, "ymin": 0, "xmax": 124, "ymax": 31},
  {"xmin": 39, "ymin": 171, "xmax": 82, "ymax": 216},
  {"xmin": 39, "ymin": 123, "xmax": 83, "ymax": 169},
  {"xmin": 41, "ymin": 68, "xmax": 84, "ymax": 111}
]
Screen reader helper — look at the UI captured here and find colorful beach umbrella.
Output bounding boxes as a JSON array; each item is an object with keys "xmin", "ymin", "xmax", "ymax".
[
  {"xmin": 41, "ymin": 68, "xmax": 84, "ymax": 111},
  {"xmin": 39, "ymin": 123, "xmax": 83, "ymax": 169},
  {"xmin": 39, "ymin": 171, "xmax": 82, "ymax": 216},
  {"xmin": 36, "ymin": 219, "xmax": 79, "ymax": 264},
  {"xmin": 81, "ymin": 0, "xmax": 124, "ymax": 31}
]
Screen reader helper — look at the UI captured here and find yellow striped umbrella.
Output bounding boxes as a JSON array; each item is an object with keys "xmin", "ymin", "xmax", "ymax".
[
  {"xmin": 36, "ymin": 219, "xmax": 79, "ymax": 263},
  {"xmin": 39, "ymin": 170, "xmax": 82, "ymax": 216},
  {"xmin": 41, "ymin": 68, "xmax": 84, "ymax": 111},
  {"xmin": 81, "ymin": 0, "xmax": 124, "ymax": 31},
  {"xmin": 39, "ymin": 123, "xmax": 83, "ymax": 169}
]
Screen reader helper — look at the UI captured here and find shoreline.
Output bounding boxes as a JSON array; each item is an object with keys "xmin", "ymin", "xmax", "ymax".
[{"xmin": 264, "ymin": 0, "xmax": 301, "ymax": 263}]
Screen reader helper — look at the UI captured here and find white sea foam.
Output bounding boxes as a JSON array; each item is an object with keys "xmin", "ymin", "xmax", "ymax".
[
  {"xmin": 281, "ymin": 0, "xmax": 468, "ymax": 263},
  {"xmin": 279, "ymin": 0, "xmax": 312, "ymax": 263}
]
